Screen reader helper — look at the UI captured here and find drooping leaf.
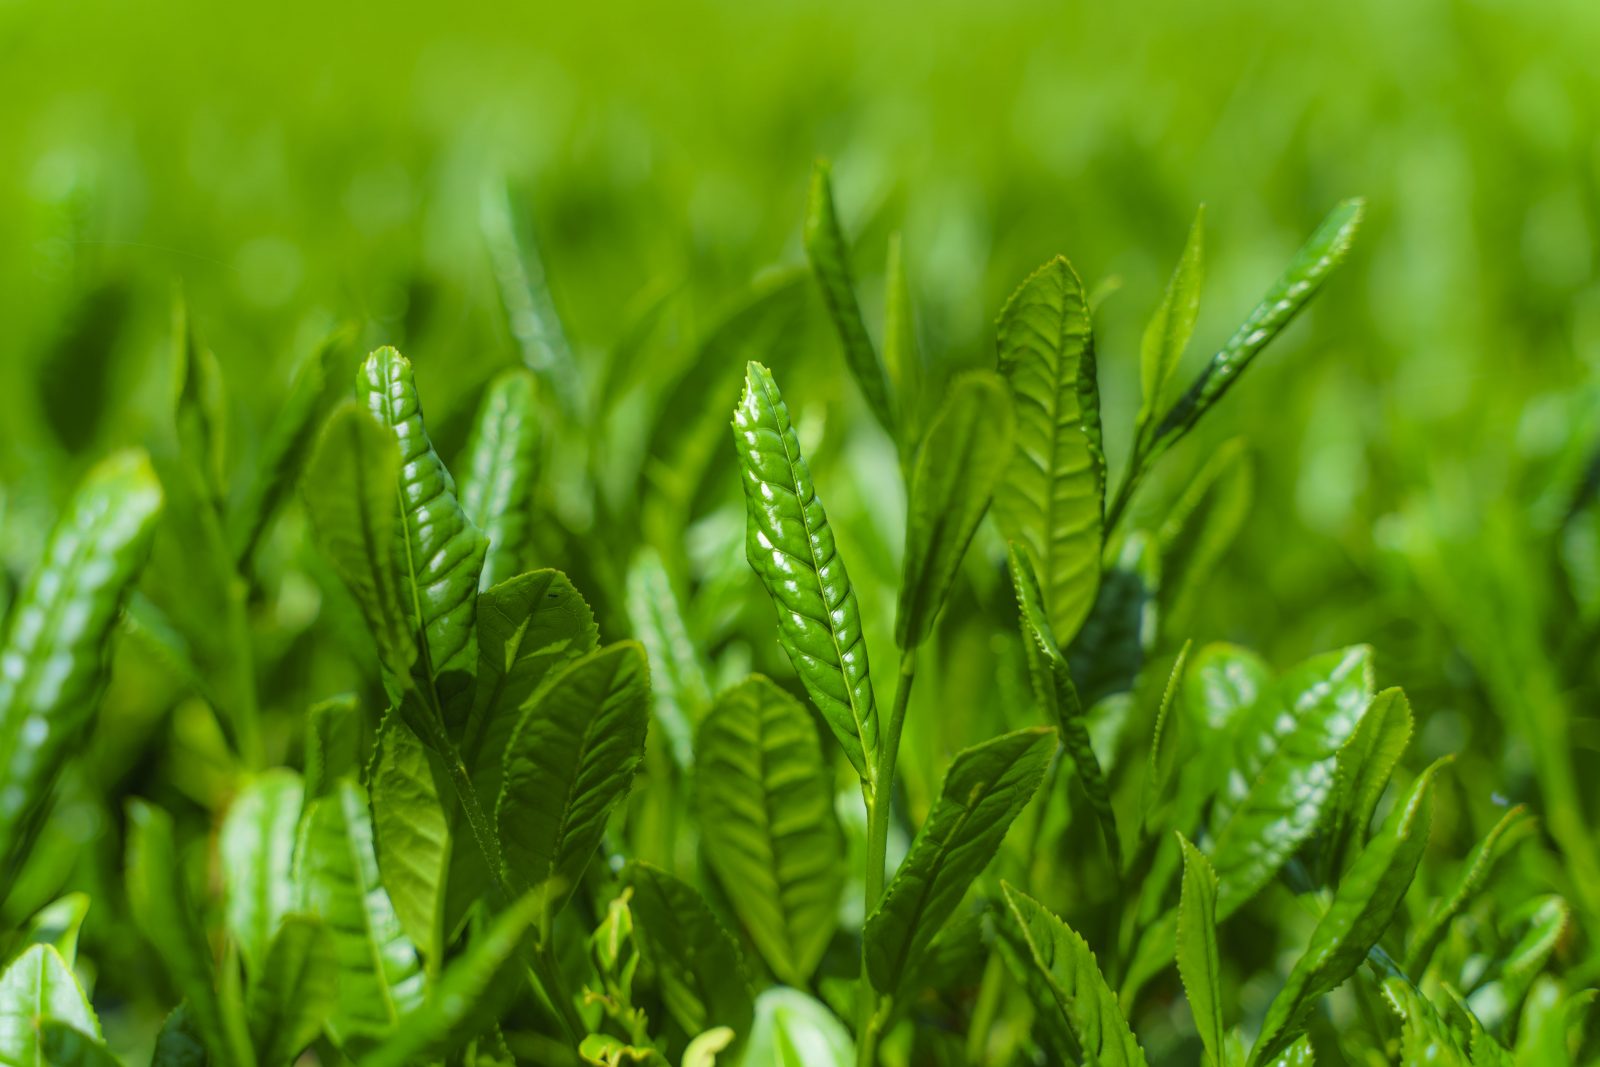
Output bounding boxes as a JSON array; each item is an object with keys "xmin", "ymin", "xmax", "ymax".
[
  {"xmin": 125, "ymin": 801, "xmax": 252, "ymax": 1067},
  {"xmin": 358, "ymin": 346, "xmax": 489, "ymax": 715},
  {"xmin": 295, "ymin": 779, "xmax": 425, "ymax": 1045},
  {"xmin": 993, "ymin": 255, "xmax": 1104, "ymax": 647},
  {"xmin": 997, "ymin": 882, "xmax": 1148, "ymax": 1067},
  {"xmin": 1148, "ymin": 199, "xmax": 1364, "ymax": 458},
  {"xmin": 38, "ymin": 1022, "xmax": 122, "ymax": 1067},
  {"xmin": 369, "ymin": 714, "xmax": 450, "ymax": 964},
  {"xmin": 1247, "ymin": 758, "xmax": 1448, "ymax": 1066},
  {"xmin": 1176, "ymin": 834, "xmax": 1226, "ymax": 1067},
  {"xmin": 0, "ymin": 450, "xmax": 162, "ymax": 880},
  {"xmin": 220, "ymin": 770, "xmax": 304, "ymax": 973},
  {"xmin": 732, "ymin": 361, "xmax": 879, "ymax": 782},
  {"xmin": 1208, "ymin": 645, "xmax": 1374, "ymax": 919},
  {"xmin": 624, "ymin": 863, "xmax": 754, "ymax": 1047},
  {"xmin": 1137, "ymin": 205, "xmax": 1205, "ymax": 438},
  {"xmin": 458, "ymin": 368, "xmax": 541, "ymax": 591},
  {"xmin": 247, "ymin": 916, "xmax": 337, "ymax": 1067},
  {"xmin": 865, "ymin": 727, "xmax": 1056, "ymax": 995},
  {"xmin": 302, "ymin": 404, "xmax": 416, "ymax": 682},
  {"xmin": 896, "ymin": 372, "xmax": 1015, "ymax": 650},
  {"xmin": 627, "ymin": 548, "xmax": 712, "ymax": 771},
  {"xmin": 1326, "ymin": 688, "xmax": 1413, "ymax": 876},
  {"xmin": 882, "ymin": 231, "xmax": 923, "ymax": 452},
  {"xmin": 0, "ymin": 944, "xmax": 101, "ymax": 1067},
  {"xmin": 497, "ymin": 642, "xmax": 651, "ymax": 918},
  {"xmin": 695, "ymin": 677, "xmax": 845, "ymax": 986},
  {"xmin": 803, "ymin": 160, "xmax": 894, "ymax": 436},
  {"xmin": 1405, "ymin": 804, "xmax": 1535, "ymax": 976}
]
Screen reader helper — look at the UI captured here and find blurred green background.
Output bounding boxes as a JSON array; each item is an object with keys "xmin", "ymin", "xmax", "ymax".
[{"xmin": 6, "ymin": 0, "xmax": 1600, "ymax": 1055}]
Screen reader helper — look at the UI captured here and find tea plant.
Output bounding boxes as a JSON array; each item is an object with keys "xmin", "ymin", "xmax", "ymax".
[{"xmin": 0, "ymin": 166, "xmax": 1592, "ymax": 1067}]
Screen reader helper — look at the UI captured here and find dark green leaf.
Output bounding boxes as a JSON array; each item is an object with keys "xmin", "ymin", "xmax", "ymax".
[
  {"xmin": 1066, "ymin": 531, "xmax": 1159, "ymax": 708},
  {"xmin": 304, "ymin": 695, "xmax": 362, "ymax": 802},
  {"xmin": 39, "ymin": 1022, "xmax": 122, "ymax": 1067},
  {"xmin": 151, "ymin": 1004, "xmax": 208, "ymax": 1067},
  {"xmin": 458, "ymin": 368, "xmax": 541, "ymax": 591},
  {"xmin": 1405, "ymin": 804, "xmax": 1534, "ymax": 976},
  {"xmin": 247, "ymin": 916, "xmax": 336, "ymax": 1067},
  {"xmin": 1176, "ymin": 834, "xmax": 1226, "ymax": 1067},
  {"xmin": 220, "ymin": 770, "xmax": 304, "ymax": 973}
]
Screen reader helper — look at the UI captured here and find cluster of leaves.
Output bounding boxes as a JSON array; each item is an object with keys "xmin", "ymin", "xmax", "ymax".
[{"xmin": 0, "ymin": 163, "xmax": 1593, "ymax": 1067}]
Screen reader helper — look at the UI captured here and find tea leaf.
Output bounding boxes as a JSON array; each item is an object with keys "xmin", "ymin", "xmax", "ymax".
[
  {"xmin": 305, "ymin": 694, "xmax": 362, "ymax": 801},
  {"xmin": 882, "ymin": 231, "xmax": 922, "ymax": 451},
  {"xmin": 1138, "ymin": 205, "xmax": 1205, "ymax": 438},
  {"xmin": 696, "ymin": 676, "xmax": 845, "ymax": 986},
  {"xmin": 38, "ymin": 1022, "xmax": 122, "ymax": 1067},
  {"xmin": 247, "ymin": 916, "xmax": 337, "ymax": 1067},
  {"xmin": 370, "ymin": 714, "xmax": 451, "ymax": 964},
  {"xmin": 1327, "ymin": 688, "xmax": 1413, "ymax": 875},
  {"xmin": 1141, "ymin": 642, "xmax": 1191, "ymax": 831},
  {"xmin": 733, "ymin": 361, "xmax": 879, "ymax": 782},
  {"xmin": 1177, "ymin": 834, "xmax": 1226, "ymax": 1067},
  {"xmin": 993, "ymin": 255, "xmax": 1105, "ymax": 646},
  {"xmin": 220, "ymin": 769, "xmax": 305, "ymax": 972},
  {"xmin": 20, "ymin": 893, "xmax": 90, "ymax": 965},
  {"xmin": 865, "ymin": 727, "xmax": 1055, "ymax": 995},
  {"xmin": 624, "ymin": 862, "xmax": 754, "ymax": 1043},
  {"xmin": 0, "ymin": 945, "xmax": 101, "ymax": 1067},
  {"xmin": 459, "ymin": 368, "xmax": 541, "ymax": 591},
  {"xmin": 896, "ymin": 372, "xmax": 1015, "ymax": 649},
  {"xmin": 743, "ymin": 987, "xmax": 855, "ymax": 1067},
  {"xmin": 1406, "ymin": 804, "xmax": 1534, "ymax": 975},
  {"xmin": 627, "ymin": 547, "xmax": 712, "ymax": 771},
  {"xmin": 1066, "ymin": 531, "xmax": 1159, "ymax": 707},
  {"xmin": 1158, "ymin": 438, "xmax": 1252, "ymax": 632},
  {"xmin": 151, "ymin": 1004, "xmax": 208, "ymax": 1067}
]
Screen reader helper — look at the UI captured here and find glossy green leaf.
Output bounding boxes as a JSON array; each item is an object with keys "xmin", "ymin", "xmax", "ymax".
[
  {"xmin": 1326, "ymin": 688, "xmax": 1412, "ymax": 875},
  {"xmin": 358, "ymin": 893, "xmax": 541, "ymax": 1067},
  {"xmin": 1157, "ymin": 438, "xmax": 1252, "ymax": 632},
  {"xmin": 38, "ymin": 1022, "xmax": 122, "ymax": 1067},
  {"xmin": 0, "ymin": 450, "xmax": 162, "ymax": 880},
  {"xmin": 459, "ymin": 368, "xmax": 541, "ymax": 591},
  {"xmin": 1009, "ymin": 545, "xmax": 1119, "ymax": 869},
  {"xmin": 624, "ymin": 862, "xmax": 754, "ymax": 1045},
  {"xmin": 865, "ymin": 727, "xmax": 1055, "ymax": 995},
  {"xmin": 803, "ymin": 160, "xmax": 894, "ymax": 436},
  {"xmin": 303, "ymin": 403, "xmax": 416, "ymax": 682},
  {"xmin": 732, "ymin": 361, "xmax": 879, "ymax": 782},
  {"xmin": 1185, "ymin": 642, "xmax": 1272, "ymax": 734},
  {"xmin": 896, "ymin": 372, "xmax": 1015, "ymax": 650},
  {"xmin": 1247, "ymin": 758, "xmax": 1448, "ymax": 1066},
  {"xmin": 993, "ymin": 255, "xmax": 1104, "ymax": 646},
  {"xmin": 247, "ymin": 916, "xmax": 336, "ymax": 1067},
  {"xmin": 220, "ymin": 770, "xmax": 304, "ymax": 973},
  {"xmin": 695, "ymin": 676, "xmax": 845, "ymax": 986},
  {"xmin": 19, "ymin": 894, "xmax": 89, "ymax": 966},
  {"xmin": 359, "ymin": 346, "xmax": 489, "ymax": 714},
  {"xmin": 295, "ymin": 779, "xmax": 425, "ymax": 1044},
  {"xmin": 882, "ymin": 231, "xmax": 922, "ymax": 452},
  {"xmin": 370, "ymin": 714, "xmax": 450, "ymax": 964},
  {"xmin": 1208, "ymin": 645, "xmax": 1374, "ymax": 919},
  {"xmin": 125, "ymin": 801, "xmax": 252, "ymax": 1067},
  {"xmin": 0, "ymin": 944, "xmax": 100, "ymax": 1067},
  {"xmin": 1383, "ymin": 979, "xmax": 1470, "ymax": 1067},
  {"xmin": 1149, "ymin": 199, "xmax": 1364, "ymax": 457},
  {"xmin": 1406, "ymin": 804, "xmax": 1534, "ymax": 976},
  {"xmin": 626, "ymin": 547, "xmax": 712, "ymax": 771},
  {"xmin": 997, "ymin": 882, "xmax": 1148, "ymax": 1067},
  {"xmin": 1177, "ymin": 834, "xmax": 1226, "ymax": 1067},
  {"xmin": 1138, "ymin": 205, "xmax": 1204, "ymax": 436},
  {"xmin": 497, "ymin": 642, "xmax": 651, "ymax": 918}
]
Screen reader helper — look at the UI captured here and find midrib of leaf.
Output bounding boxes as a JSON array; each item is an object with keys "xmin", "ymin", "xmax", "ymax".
[{"xmin": 753, "ymin": 370, "xmax": 877, "ymax": 788}]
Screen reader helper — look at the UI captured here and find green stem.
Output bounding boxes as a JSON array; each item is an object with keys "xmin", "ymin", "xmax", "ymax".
[{"xmin": 858, "ymin": 651, "xmax": 917, "ymax": 1067}]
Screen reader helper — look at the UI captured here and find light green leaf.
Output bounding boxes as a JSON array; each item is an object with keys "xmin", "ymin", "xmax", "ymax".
[
  {"xmin": 370, "ymin": 715, "xmax": 450, "ymax": 965},
  {"xmin": 1184, "ymin": 642, "xmax": 1271, "ymax": 735},
  {"xmin": 1247, "ymin": 758, "xmax": 1448, "ymax": 1066},
  {"xmin": 624, "ymin": 863, "xmax": 754, "ymax": 1044},
  {"xmin": 578, "ymin": 1035, "xmax": 666, "ymax": 1066},
  {"xmin": 0, "ymin": 945, "xmax": 100, "ymax": 1067},
  {"xmin": 1141, "ymin": 643, "xmax": 1191, "ymax": 832},
  {"xmin": 1157, "ymin": 438, "xmax": 1252, "ymax": 633},
  {"xmin": 627, "ymin": 548, "xmax": 712, "ymax": 771},
  {"xmin": 1327, "ymin": 688, "xmax": 1413, "ymax": 876},
  {"xmin": 220, "ymin": 770, "xmax": 304, "ymax": 973},
  {"xmin": 295, "ymin": 779, "xmax": 425, "ymax": 1045},
  {"xmin": 125, "ymin": 801, "xmax": 252, "ymax": 1067},
  {"xmin": 0, "ymin": 450, "xmax": 162, "ymax": 879},
  {"xmin": 732, "ymin": 361, "xmax": 879, "ymax": 782},
  {"xmin": 743, "ymin": 988, "xmax": 854, "ymax": 1067},
  {"xmin": 993, "ymin": 255, "xmax": 1104, "ymax": 647},
  {"xmin": 803, "ymin": 160, "xmax": 894, "ymax": 436},
  {"xmin": 1209, "ymin": 646, "xmax": 1374, "ymax": 919},
  {"xmin": 865, "ymin": 727, "xmax": 1056, "ymax": 995},
  {"xmin": 1405, "ymin": 804, "xmax": 1534, "ymax": 976},
  {"xmin": 38, "ymin": 1022, "xmax": 122, "ymax": 1067},
  {"xmin": 1138, "ymin": 205, "xmax": 1205, "ymax": 436},
  {"xmin": 497, "ymin": 642, "xmax": 651, "ymax": 919},
  {"xmin": 896, "ymin": 372, "xmax": 1015, "ymax": 650},
  {"xmin": 358, "ymin": 346, "xmax": 489, "ymax": 715},
  {"xmin": 1383, "ymin": 979, "xmax": 1469, "ymax": 1067},
  {"xmin": 882, "ymin": 232, "xmax": 922, "ymax": 451},
  {"xmin": 459, "ymin": 368, "xmax": 541, "ymax": 591},
  {"xmin": 1176, "ymin": 834, "xmax": 1226, "ymax": 1067},
  {"xmin": 1513, "ymin": 977, "xmax": 1569, "ymax": 1067},
  {"xmin": 1148, "ymin": 199, "xmax": 1364, "ymax": 458},
  {"xmin": 680, "ymin": 1028, "xmax": 736, "ymax": 1067},
  {"xmin": 1009, "ymin": 545, "xmax": 1119, "ymax": 869},
  {"xmin": 997, "ymin": 882, "xmax": 1148, "ymax": 1067},
  {"xmin": 247, "ymin": 916, "xmax": 336, "ymax": 1067},
  {"xmin": 358, "ymin": 893, "xmax": 541, "ymax": 1067},
  {"xmin": 303, "ymin": 403, "xmax": 416, "ymax": 682},
  {"xmin": 695, "ymin": 677, "xmax": 844, "ymax": 987},
  {"xmin": 19, "ymin": 894, "xmax": 90, "ymax": 966}
]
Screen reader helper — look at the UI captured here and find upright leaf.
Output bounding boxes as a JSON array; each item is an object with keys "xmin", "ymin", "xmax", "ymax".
[
  {"xmin": 0, "ymin": 945, "xmax": 101, "ymax": 1067},
  {"xmin": 627, "ymin": 547, "xmax": 712, "ymax": 771},
  {"xmin": 1141, "ymin": 643, "xmax": 1191, "ymax": 831},
  {"xmin": 19, "ymin": 894, "xmax": 90, "ymax": 965},
  {"xmin": 1247, "ymin": 758, "xmax": 1449, "ymax": 1067},
  {"xmin": 865, "ymin": 727, "xmax": 1055, "ymax": 995},
  {"xmin": 882, "ymin": 232, "xmax": 923, "ymax": 451},
  {"xmin": 458, "ymin": 368, "xmax": 541, "ymax": 591},
  {"xmin": 0, "ymin": 451, "xmax": 162, "ymax": 879},
  {"xmin": 220, "ymin": 770, "xmax": 304, "ymax": 973},
  {"xmin": 1405, "ymin": 804, "xmax": 1534, "ymax": 975},
  {"xmin": 993, "ymin": 255, "xmax": 1104, "ymax": 646},
  {"xmin": 1137, "ymin": 206, "xmax": 1205, "ymax": 437},
  {"xmin": 1326, "ymin": 688, "xmax": 1413, "ymax": 875},
  {"xmin": 732, "ymin": 361, "xmax": 879, "ymax": 782},
  {"xmin": 1177, "ymin": 835, "xmax": 1226, "ymax": 1067},
  {"xmin": 803, "ymin": 160, "xmax": 894, "ymax": 436},
  {"xmin": 497, "ymin": 643, "xmax": 651, "ymax": 919},
  {"xmin": 247, "ymin": 916, "xmax": 337, "ymax": 1067},
  {"xmin": 896, "ymin": 373, "xmax": 1015, "ymax": 649},
  {"xmin": 625, "ymin": 863, "xmax": 753, "ymax": 1046},
  {"xmin": 998, "ymin": 883, "xmax": 1148, "ymax": 1067},
  {"xmin": 696, "ymin": 677, "xmax": 845, "ymax": 986},
  {"xmin": 370, "ymin": 715, "xmax": 451, "ymax": 964}
]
